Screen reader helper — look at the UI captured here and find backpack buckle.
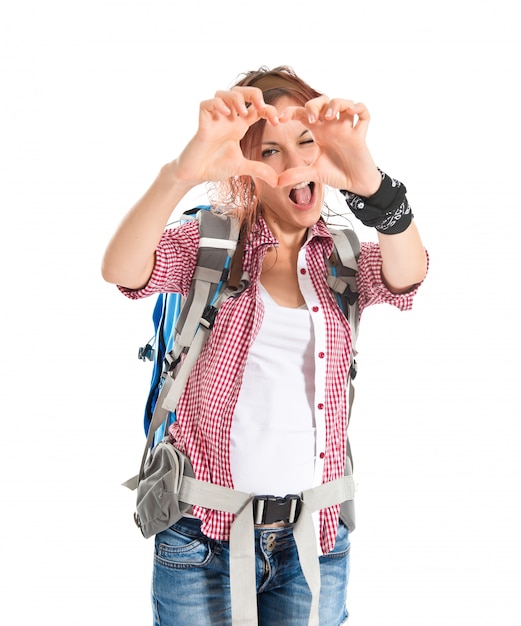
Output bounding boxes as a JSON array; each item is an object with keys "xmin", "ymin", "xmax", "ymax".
[
  {"xmin": 201, "ymin": 305, "xmax": 218, "ymax": 329},
  {"xmin": 344, "ymin": 285, "xmax": 359, "ymax": 306},
  {"xmin": 164, "ymin": 352, "xmax": 181, "ymax": 373},
  {"xmin": 253, "ymin": 494, "xmax": 302, "ymax": 525}
]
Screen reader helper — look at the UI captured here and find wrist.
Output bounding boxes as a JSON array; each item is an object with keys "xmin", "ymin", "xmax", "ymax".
[
  {"xmin": 161, "ymin": 160, "xmax": 198, "ymax": 194},
  {"xmin": 340, "ymin": 170, "xmax": 414, "ymax": 234},
  {"xmin": 353, "ymin": 168, "xmax": 383, "ymax": 198},
  {"xmin": 365, "ymin": 170, "xmax": 403, "ymax": 209}
]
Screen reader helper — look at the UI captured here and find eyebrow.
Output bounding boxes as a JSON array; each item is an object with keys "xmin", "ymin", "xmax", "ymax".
[{"xmin": 261, "ymin": 129, "xmax": 311, "ymax": 145}]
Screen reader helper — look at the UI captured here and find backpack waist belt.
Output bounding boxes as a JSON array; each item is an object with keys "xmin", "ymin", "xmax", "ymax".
[{"xmin": 178, "ymin": 469, "xmax": 355, "ymax": 626}]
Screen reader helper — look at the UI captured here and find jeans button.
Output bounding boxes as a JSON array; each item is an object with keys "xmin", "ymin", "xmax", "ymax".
[{"xmin": 266, "ymin": 533, "xmax": 277, "ymax": 551}]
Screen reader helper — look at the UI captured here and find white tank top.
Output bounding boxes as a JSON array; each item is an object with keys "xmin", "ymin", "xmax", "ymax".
[{"xmin": 230, "ymin": 283, "xmax": 316, "ymax": 495}]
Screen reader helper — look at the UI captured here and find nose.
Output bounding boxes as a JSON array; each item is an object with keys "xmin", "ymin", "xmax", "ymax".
[{"xmin": 284, "ymin": 148, "xmax": 312, "ymax": 170}]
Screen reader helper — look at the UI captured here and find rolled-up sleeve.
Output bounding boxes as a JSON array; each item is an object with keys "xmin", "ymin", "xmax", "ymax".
[
  {"xmin": 356, "ymin": 242, "xmax": 428, "ymax": 314},
  {"xmin": 118, "ymin": 219, "xmax": 200, "ymax": 300}
]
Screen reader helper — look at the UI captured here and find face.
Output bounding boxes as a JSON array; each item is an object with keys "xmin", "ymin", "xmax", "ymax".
[{"xmin": 253, "ymin": 96, "xmax": 324, "ymax": 235}]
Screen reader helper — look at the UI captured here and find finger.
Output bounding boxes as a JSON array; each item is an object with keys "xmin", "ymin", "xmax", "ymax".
[
  {"xmin": 255, "ymin": 103, "xmax": 280, "ymax": 126},
  {"xmin": 232, "ymin": 86, "xmax": 280, "ymax": 125},
  {"xmin": 277, "ymin": 165, "xmax": 319, "ymax": 189},
  {"xmin": 349, "ymin": 101, "xmax": 370, "ymax": 119},
  {"xmin": 303, "ymin": 95, "xmax": 330, "ymax": 123},
  {"xmin": 278, "ymin": 105, "xmax": 310, "ymax": 125},
  {"xmin": 322, "ymin": 98, "xmax": 356, "ymax": 121},
  {"xmin": 308, "ymin": 98, "xmax": 366, "ymax": 124},
  {"xmin": 215, "ymin": 86, "xmax": 268, "ymax": 115},
  {"xmin": 241, "ymin": 158, "xmax": 279, "ymax": 187},
  {"xmin": 200, "ymin": 97, "xmax": 232, "ymax": 117},
  {"xmin": 214, "ymin": 88, "xmax": 280, "ymax": 126},
  {"xmin": 215, "ymin": 89, "xmax": 251, "ymax": 117},
  {"xmin": 231, "ymin": 85, "xmax": 266, "ymax": 108},
  {"xmin": 347, "ymin": 102, "xmax": 371, "ymax": 133}
]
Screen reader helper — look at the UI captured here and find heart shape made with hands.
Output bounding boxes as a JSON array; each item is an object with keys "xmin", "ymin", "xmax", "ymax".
[{"xmin": 207, "ymin": 97, "xmax": 373, "ymax": 194}]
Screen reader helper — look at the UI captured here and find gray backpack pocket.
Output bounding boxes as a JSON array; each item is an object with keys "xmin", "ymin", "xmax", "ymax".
[{"xmin": 134, "ymin": 439, "xmax": 194, "ymax": 539}]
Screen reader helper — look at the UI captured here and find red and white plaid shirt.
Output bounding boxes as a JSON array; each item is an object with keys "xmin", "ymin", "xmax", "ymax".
[{"xmin": 120, "ymin": 215, "xmax": 422, "ymax": 553}]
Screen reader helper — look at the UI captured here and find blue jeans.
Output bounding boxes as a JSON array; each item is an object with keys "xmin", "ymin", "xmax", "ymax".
[{"xmin": 152, "ymin": 516, "xmax": 350, "ymax": 625}]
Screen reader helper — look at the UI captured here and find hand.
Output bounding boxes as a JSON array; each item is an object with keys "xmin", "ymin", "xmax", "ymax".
[
  {"xmin": 276, "ymin": 96, "xmax": 382, "ymax": 197},
  {"xmin": 173, "ymin": 87, "xmax": 280, "ymax": 188}
]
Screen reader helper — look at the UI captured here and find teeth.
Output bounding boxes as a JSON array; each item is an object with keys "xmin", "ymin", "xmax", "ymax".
[{"xmin": 292, "ymin": 182, "xmax": 311, "ymax": 190}]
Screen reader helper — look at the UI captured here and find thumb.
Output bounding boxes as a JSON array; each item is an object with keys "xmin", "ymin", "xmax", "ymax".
[
  {"xmin": 242, "ymin": 159, "xmax": 279, "ymax": 188},
  {"xmin": 277, "ymin": 165, "xmax": 318, "ymax": 189}
]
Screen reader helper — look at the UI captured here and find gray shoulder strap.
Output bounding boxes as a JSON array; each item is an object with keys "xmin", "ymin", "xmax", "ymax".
[
  {"xmin": 326, "ymin": 226, "xmax": 360, "ymax": 344},
  {"xmin": 329, "ymin": 226, "xmax": 360, "ymax": 272},
  {"xmin": 325, "ymin": 226, "xmax": 361, "ymax": 522},
  {"xmin": 173, "ymin": 211, "xmax": 240, "ymax": 356},
  {"xmin": 124, "ymin": 210, "xmax": 242, "ymax": 489}
]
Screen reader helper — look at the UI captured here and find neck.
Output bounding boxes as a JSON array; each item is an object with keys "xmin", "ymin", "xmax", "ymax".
[{"xmin": 262, "ymin": 216, "xmax": 309, "ymax": 252}]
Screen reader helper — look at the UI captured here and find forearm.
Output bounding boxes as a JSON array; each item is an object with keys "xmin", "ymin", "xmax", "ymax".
[
  {"xmin": 101, "ymin": 160, "xmax": 195, "ymax": 289},
  {"xmin": 377, "ymin": 221, "xmax": 427, "ymax": 293},
  {"xmin": 341, "ymin": 170, "xmax": 427, "ymax": 292}
]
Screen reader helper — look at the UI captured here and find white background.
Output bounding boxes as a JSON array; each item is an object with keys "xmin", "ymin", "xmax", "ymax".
[{"xmin": 1, "ymin": 0, "xmax": 520, "ymax": 624}]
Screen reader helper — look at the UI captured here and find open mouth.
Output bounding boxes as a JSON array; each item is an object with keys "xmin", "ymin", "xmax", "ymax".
[{"xmin": 289, "ymin": 182, "xmax": 315, "ymax": 207}]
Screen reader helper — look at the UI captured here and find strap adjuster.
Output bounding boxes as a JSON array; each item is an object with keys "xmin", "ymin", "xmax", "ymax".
[
  {"xmin": 201, "ymin": 305, "xmax": 218, "ymax": 329},
  {"xmin": 253, "ymin": 494, "xmax": 302, "ymax": 525}
]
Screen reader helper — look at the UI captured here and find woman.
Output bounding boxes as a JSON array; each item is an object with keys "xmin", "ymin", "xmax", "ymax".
[{"xmin": 102, "ymin": 66, "xmax": 427, "ymax": 626}]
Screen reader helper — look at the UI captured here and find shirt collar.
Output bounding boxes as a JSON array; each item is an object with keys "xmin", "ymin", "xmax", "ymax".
[
  {"xmin": 246, "ymin": 215, "xmax": 278, "ymax": 249},
  {"xmin": 308, "ymin": 219, "xmax": 335, "ymax": 258},
  {"xmin": 247, "ymin": 215, "xmax": 335, "ymax": 257}
]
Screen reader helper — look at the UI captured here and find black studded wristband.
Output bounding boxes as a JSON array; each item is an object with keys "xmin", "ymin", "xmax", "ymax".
[{"xmin": 340, "ymin": 171, "xmax": 414, "ymax": 234}]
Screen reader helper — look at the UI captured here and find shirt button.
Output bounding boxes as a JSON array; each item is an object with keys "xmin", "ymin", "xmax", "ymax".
[
  {"xmin": 312, "ymin": 306, "xmax": 319, "ymax": 312},
  {"xmin": 300, "ymin": 268, "xmax": 307, "ymax": 275},
  {"xmin": 318, "ymin": 352, "xmax": 325, "ymax": 359},
  {"xmin": 317, "ymin": 403, "xmax": 324, "ymax": 410},
  {"xmin": 319, "ymin": 452, "xmax": 325, "ymax": 459}
]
